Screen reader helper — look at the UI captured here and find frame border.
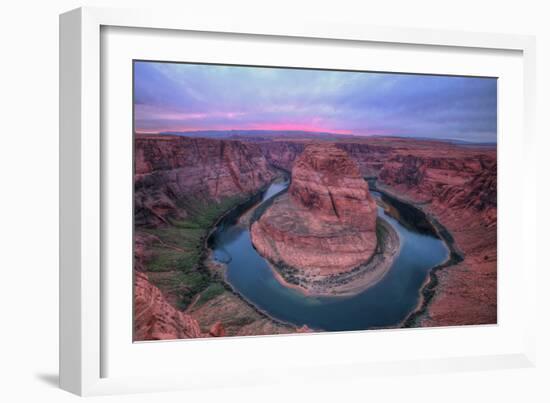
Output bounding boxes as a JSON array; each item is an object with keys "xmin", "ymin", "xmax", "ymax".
[{"xmin": 59, "ymin": 6, "xmax": 537, "ymax": 396}]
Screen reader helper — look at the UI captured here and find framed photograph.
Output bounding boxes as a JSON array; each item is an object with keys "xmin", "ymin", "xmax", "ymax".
[{"xmin": 60, "ymin": 7, "xmax": 537, "ymax": 396}]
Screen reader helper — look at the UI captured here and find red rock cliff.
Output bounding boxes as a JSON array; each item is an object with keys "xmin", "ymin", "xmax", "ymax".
[
  {"xmin": 374, "ymin": 144, "xmax": 497, "ymax": 326},
  {"xmin": 134, "ymin": 271, "xmax": 204, "ymax": 340},
  {"xmin": 134, "ymin": 134, "xmax": 277, "ymax": 227},
  {"xmin": 258, "ymin": 141, "xmax": 305, "ymax": 172}
]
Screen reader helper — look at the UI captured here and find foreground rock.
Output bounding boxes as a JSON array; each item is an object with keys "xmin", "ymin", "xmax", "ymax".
[
  {"xmin": 187, "ymin": 287, "xmax": 304, "ymax": 337},
  {"xmin": 134, "ymin": 271, "xmax": 204, "ymax": 340},
  {"xmin": 251, "ymin": 144, "xmax": 395, "ymax": 295}
]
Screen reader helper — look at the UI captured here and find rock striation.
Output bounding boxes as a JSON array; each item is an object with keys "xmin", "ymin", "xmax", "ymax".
[
  {"xmin": 134, "ymin": 271, "xmax": 204, "ymax": 340},
  {"xmin": 372, "ymin": 143, "xmax": 497, "ymax": 327},
  {"xmin": 258, "ymin": 141, "xmax": 305, "ymax": 172},
  {"xmin": 289, "ymin": 144, "xmax": 377, "ymax": 231},
  {"xmin": 134, "ymin": 132, "xmax": 498, "ymax": 334},
  {"xmin": 251, "ymin": 144, "xmax": 380, "ymax": 289},
  {"xmin": 135, "ymin": 134, "xmax": 276, "ymax": 227},
  {"xmin": 134, "ymin": 134, "xmax": 303, "ymax": 341}
]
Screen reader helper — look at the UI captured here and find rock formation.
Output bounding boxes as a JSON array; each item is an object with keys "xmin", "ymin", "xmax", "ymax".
[
  {"xmin": 208, "ymin": 321, "xmax": 226, "ymax": 337},
  {"xmin": 251, "ymin": 144, "xmax": 378, "ymax": 280},
  {"xmin": 289, "ymin": 144, "xmax": 377, "ymax": 231},
  {"xmin": 134, "ymin": 271, "xmax": 204, "ymax": 340},
  {"xmin": 258, "ymin": 141, "xmax": 305, "ymax": 171},
  {"xmin": 250, "ymin": 137, "xmax": 496, "ymax": 315},
  {"xmin": 134, "ymin": 132, "xmax": 498, "ymax": 335},
  {"xmin": 368, "ymin": 141, "xmax": 497, "ymax": 326},
  {"xmin": 255, "ymin": 140, "xmax": 390, "ymax": 176},
  {"xmin": 135, "ymin": 134, "xmax": 277, "ymax": 227},
  {"xmin": 134, "ymin": 134, "xmax": 303, "ymax": 340}
]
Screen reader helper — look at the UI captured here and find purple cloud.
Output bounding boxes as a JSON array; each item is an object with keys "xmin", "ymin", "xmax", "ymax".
[{"xmin": 134, "ymin": 61, "xmax": 497, "ymax": 142}]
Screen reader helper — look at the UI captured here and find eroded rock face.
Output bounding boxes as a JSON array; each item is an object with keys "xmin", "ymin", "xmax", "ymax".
[
  {"xmin": 258, "ymin": 141, "xmax": 305, "ymax": 172},
  {"xmin": 135, "ymin": 134, "xmax": 276, "ymax": 227},
  {"xmin": 134, "ymin": 272, "xmax": 204, "ymax": 341},
  {"xmin": 208, "ymin": 321, "xmax": 226, "ymax": 337},
  {"xmin": 133, "ymin": 134, "xmax": 308, "ymax": 340},
  {"xmin": 336, "ymin": 142, "xmax": 391, "ymax": 178},
  {"xmin": 372, "ymin": 144, "xmax": 497, "ymax": 327},
  {"xmin": 251, "ymin": 144, "xmax": 378, "ymax": 277},
  {"xmin": 289, "ymin": 144, "xmax": 377, "ymax": 230}
]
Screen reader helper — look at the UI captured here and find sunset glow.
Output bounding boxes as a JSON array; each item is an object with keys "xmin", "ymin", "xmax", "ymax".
[{"xmin": 134, "ymin": 61, "xmax": 497, "ymax": 142}]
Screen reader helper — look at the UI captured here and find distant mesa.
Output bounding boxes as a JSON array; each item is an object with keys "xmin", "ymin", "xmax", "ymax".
[{"xmin": 251, "ymin": 144, "xmax": 381, "ymax": 293}]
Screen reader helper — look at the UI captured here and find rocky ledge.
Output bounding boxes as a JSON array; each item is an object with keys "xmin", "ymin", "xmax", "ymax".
[{"xmin": 251, "ymin": 144, "xmax": 397, "ymax": 295}]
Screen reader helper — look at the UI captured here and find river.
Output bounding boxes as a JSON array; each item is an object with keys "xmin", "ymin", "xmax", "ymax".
[{"xmin": 210, "ymin": 180, "xmax": 449, "ymax": 331}]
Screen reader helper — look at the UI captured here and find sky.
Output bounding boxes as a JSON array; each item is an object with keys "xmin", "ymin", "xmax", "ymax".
[{"xmin": 134, "ymin": 61, "xmax": 497, "ymax": 143}]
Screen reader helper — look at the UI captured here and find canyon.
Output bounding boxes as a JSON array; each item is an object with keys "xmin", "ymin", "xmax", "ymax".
[
  {"xmin": 134, "ymin": 132, "xmax": 497, "ymax": 340},
  {"xmin": 255, "ymin": 136, "xmax": 497, "ymax": 326},
  {"xmin": 134, "ymin": 270, "xmax": 204, "ymax": 340}
]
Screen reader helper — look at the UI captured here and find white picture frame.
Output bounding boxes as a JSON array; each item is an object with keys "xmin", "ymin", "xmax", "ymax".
[{"xmin": 59, "ymin": 6, "xmax": 537, "ymax": 396}]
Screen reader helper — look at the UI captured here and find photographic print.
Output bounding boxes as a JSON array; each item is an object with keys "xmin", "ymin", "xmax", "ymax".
[{"xmin": 133, "ymin": 61, "xmax": 497, "ymax": 341}]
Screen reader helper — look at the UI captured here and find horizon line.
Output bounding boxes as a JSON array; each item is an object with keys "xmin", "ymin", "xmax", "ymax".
[{"xmin": 134, "ymin": 129, "xmax": 497, "ymax": 145}]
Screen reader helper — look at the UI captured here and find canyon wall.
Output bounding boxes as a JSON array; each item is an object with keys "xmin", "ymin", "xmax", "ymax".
[
  {"xmin": 372, "ymin": 143, "xmax": 497, "ymax": 326},
  {"xmin": 135, "ymin": 134, "xmax": 277, "ymax": 227},
  {"xmin": 336, "ymin": 142, "xmax": 392, "ymax": 177},
  {"xmin": 257, "ymin": 141, "xmax": 305, "ymax": 171},
  {"xmin": 134, "ymin": 134, "xmax": 298, "ymax": 340}
]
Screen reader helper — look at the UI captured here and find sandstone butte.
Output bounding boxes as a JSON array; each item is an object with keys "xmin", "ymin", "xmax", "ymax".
[{"xmin": 251, "ymin": 144, "xmax": 379, "ymax": 280}]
